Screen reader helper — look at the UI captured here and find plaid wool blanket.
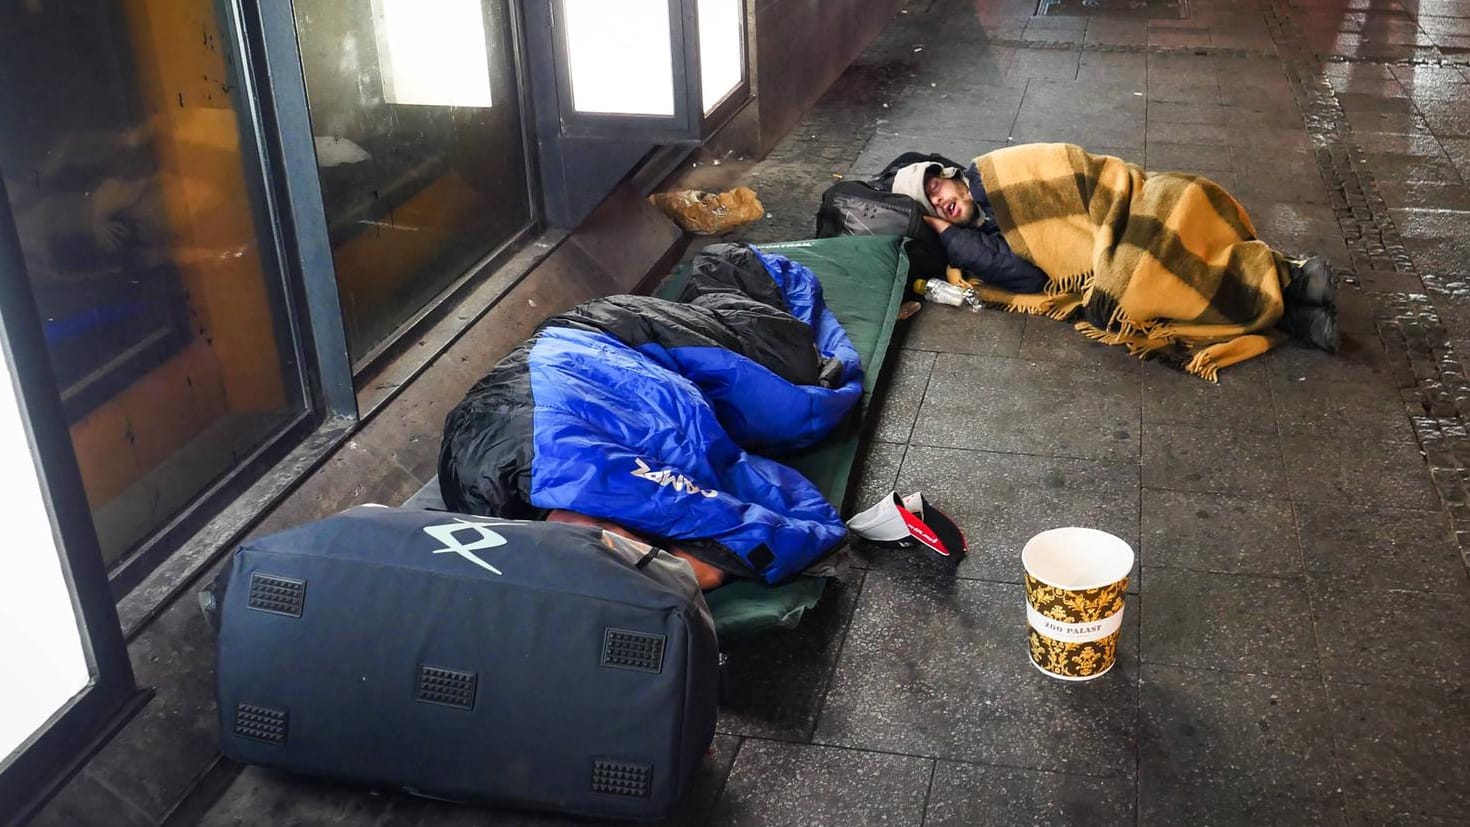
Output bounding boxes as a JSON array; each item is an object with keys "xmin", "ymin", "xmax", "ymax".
[{"xmin": 965, "ymin": 143, "xmax": 1287, "ymax": 380}]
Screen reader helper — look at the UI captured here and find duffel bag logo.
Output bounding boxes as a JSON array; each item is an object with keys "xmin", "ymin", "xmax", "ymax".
[{"xmin": 423, "ymin": 518, "xmax": 511, "ymax": 574}]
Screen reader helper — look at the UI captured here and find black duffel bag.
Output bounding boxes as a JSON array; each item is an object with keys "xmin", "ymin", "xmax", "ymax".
[
  {"xmin": 813, "ymin": 152, "xmax": 968, "ymax": 280},
  {"xmin": 215, "ymin": 505, "xmax": 720, "ymax": 821}
]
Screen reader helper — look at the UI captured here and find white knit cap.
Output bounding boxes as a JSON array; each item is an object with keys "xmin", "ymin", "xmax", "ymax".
[{"xmin": 890, "ymin": 161, "xmax": 961, "ymax": 217}]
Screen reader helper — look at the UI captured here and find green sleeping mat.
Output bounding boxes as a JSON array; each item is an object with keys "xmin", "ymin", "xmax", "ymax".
[{"xmin": 660, "ymin": 236, "xmax": 910, "ymax": 639}]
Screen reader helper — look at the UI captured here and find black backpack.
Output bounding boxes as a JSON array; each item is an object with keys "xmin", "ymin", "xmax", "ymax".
[{"xmin": 813, "ymin": 152, "xmax": 968, "ymax": 281}]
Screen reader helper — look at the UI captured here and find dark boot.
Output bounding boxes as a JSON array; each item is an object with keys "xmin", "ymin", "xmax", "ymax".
[
  {"xmin": 1281, "ymin": 303, "xmax": 1338, "ymax": 352},
  {"xmin": 1283, "ymin": 257, "xmax": 1338, "ymax": 307}
]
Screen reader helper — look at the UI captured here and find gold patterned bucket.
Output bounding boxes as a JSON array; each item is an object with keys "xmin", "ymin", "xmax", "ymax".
[{"xmin": 1022, "ymin": 527, "xmax": 1134, "ymax": 681}]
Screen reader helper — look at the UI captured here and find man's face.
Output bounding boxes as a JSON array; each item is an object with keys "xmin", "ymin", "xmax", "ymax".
[{"xmin": 925, "ymin": 174, "xmax": 976, "ymax": 224}]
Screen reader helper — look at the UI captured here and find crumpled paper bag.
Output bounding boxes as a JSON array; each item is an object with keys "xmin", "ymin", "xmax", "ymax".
[{"xmin": 648, "ymin": 186, "xmax": 764, "ymax": 234}]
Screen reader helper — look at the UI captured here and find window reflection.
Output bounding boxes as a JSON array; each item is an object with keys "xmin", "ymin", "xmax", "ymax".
[
  {"xmin": 0, "ymin": 0, "xmax": 307, "ymax": 567},
  {"xmin": 293, "ymin": 0, "xmax": 533, "ymax": 365}
]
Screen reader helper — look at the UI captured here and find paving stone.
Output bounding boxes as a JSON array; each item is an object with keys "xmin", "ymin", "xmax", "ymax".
[
  {"xmin": 1141, "ymin": 488, "xmax": 1301, "ymax": 577},
  {"xmin": 377, "ymin": 734, "xmax": 742, "ymax": 826},
  {"xmin": 1145, "ymin": 141, "xmax": 1232, "ymax": 173},
  {"xmin": 201, "ymin": 768, "xmax": 396, "ymax": 827},
  {"xmin": 1006, "ymin": 48, "xmax": 1083, "ymax": 81},
  {"xmin": 1329, "ymin": 682, "xmax": 1470, "ymax": 822},
  {"xmin": 1295, "ymin": 502, "xmax": 1469, "ymax": 591},
  {"xmin": 1142, "ymin": 422, "xmax": 1288, "ymax": 499},
  {"xmin": 1309, "ymin": 580, "xmax": 1470, "ymax": 687},
  {"xmin": 1076, "ymin": 51, "xmax": 1147, "ymax": 85},
  {"xmin": 1416, "ymin": 96, "xmax": 1470, "ymax": 132},
  {"xmin": 713, "ymin": 740, "xmax": 931, "ymax": 827},
  {"xmin": 814, "ymin": 573, "xmax": 1141, "ymax": 773},
  {"xmin": 888, "ymin": 444, "xmax": 1140, "ymax": 586},
  {"xmin": 1280, "ymin": 423, "xmax": 1439, "ymax": 509},
  {"xmin": 1138, "ymin": 665, "xmax": 1347, "ymax": 826},
  {"xmin": 872, "ymin": 350, "xmax": 936, "ymax": 444},
  {"xmin": 1374, "ymin": 179, "xmax": 1470, "ymax": 212},
  {"xmin": 718, "ymin": 571, "xmax": 866, "ymax": 741},
  {"xmin": 1142, "ymin": 353, "xmax": 1276, "ymax": 433},
  {"xmin": 851, "ymin": 440, "xmax": 905, "ymax": 515},
  {"xmin": 1141, "ymin": 567, "xmax": 1318, "ymax": 678},
  {"xmin": 851, "ymin": 134, "xmax": 1005, "ymax": 179},
  {"xmin": 1271, "ymin": 370, "xmax": 1417, "ymax": 442},
  {"xmin": 914, "ymin": 353, "xmax": 1141, "ymax": 461},
  {"xmin": 925, "ymin": 761, "xmax": 1136, "ymax": 826},
  {"xmin": 902, "ymin": 302, "xmax": 1026, "ymax": 357},
  {"xmin": 1019, "ymin": 315, "xmax": 1153, "ymax": 365},
  {"xmin": 1149, "ymin": 101, "xmax": 1227, "ymax": 126},
  {"xmin": 1440, "ymin": 136, "xmax": 1470, "ymax": 182}
]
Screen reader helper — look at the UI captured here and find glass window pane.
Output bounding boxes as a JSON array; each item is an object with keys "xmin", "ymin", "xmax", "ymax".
[
  {"xmin": 698, "ymin": 0, "xmax": 744, "ymax": 114},
  {"xmin": 0, "ymin": 345, "xmax": 89, "ymax": 761},
  {"xmin": 293, "ymin": 0, "xmax": 534, "ymax": 364},
  {"xmin": 372, "ymin": 0, "xmax": 494, "ymax": 108},
  {"xmin": 564, "ymin": 0, "xmax": 676, "ymax": 116},
  {"xmin": 0, "ymin": 0, "xmax": 309, "ymax": 569}
]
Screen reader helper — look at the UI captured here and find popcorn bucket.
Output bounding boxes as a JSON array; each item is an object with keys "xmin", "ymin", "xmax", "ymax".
[{"xmin": 1022, "ymin": 528, "xmax": 1134, "ymax": 681}]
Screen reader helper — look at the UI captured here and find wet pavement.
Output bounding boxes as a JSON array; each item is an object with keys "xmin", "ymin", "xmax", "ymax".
[{"xmin": 202, "ymin": 0, "xmax": 1470, "ymax": 824}]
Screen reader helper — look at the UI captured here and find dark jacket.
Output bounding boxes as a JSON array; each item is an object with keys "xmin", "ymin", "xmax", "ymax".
[{"xmin": 936, "ymin": 166, "xmax": 1049, "ymax": 294}]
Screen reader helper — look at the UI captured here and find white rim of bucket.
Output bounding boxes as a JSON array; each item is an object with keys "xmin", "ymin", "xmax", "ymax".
[
  {"xmin": 1029, "ymin": 654, "xmax": 1115, "ymax": 682},
  {"xmin": 1021, "ymin": 527, "xmax": 1134, "ymax": 591}
]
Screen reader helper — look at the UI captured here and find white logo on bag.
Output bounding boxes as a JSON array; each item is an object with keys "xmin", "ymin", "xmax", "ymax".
[
  {"xmin": 631, "ymin": 458, "xmax": 719, "ymax": 498},
  {"xmin": 423, "ymin": 518, "xmax": 512, "ymax": 574}
]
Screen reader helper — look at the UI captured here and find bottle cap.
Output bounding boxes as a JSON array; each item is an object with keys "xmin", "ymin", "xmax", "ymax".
[{"xmin": 912, "ymin": 279, "xmax": 928, "ymax": 293}]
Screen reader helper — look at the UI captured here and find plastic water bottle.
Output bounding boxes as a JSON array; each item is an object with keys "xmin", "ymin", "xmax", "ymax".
[{"xmin": 913, "ymin": 279, "xmax": 981, "ymax": 312}]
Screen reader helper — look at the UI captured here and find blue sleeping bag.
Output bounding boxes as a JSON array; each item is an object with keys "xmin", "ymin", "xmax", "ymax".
[{"xmin": 439, "ymin": 243, "xmax": 862, "ymax": 584}]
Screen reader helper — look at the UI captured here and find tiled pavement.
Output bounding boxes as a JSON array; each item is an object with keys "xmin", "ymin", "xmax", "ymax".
[{"xmin": 203, "ymin": 0, "xmax": 1470, "ymax": 824}]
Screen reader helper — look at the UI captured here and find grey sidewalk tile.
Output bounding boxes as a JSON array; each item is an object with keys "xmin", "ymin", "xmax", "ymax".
[
  {"xmin": 1146, "ymin": 118, "xmax": 1231, "ymax": 146},
  {"xmin": 1076, "ymin": 52, "xmax": 1148, "ymax": 85},
  {"xmin": 1019, "ymin": 313, "xmax": 1144, "ymax": 365},
  {"xmin": 1295, "ymin": 503, "xmax": 1469, "ymax": 592},
  {"xmin": 1279, "ymin": 425, "xmax": 1439, "ymax": 509},
  {"xmin": 872, "ymin": 350, "xmax": 937, "ymax": 444},
  {"xmin": 1138, "ymin": 665, "xmax": 1348, "ymax": 826},
  {"xmin": 711, "ymin": 740, "xmax": 932, "ymax": 827},
  {"xmin": 915, "ymin": 353, "xmax": 1142, "ymax": 461},
  {"xmin": 1343, "ymin": 107, "xmax": 1432, "ymax": 135},
  {"xmin": 851, "ymin": 134, "xmax": 1004, "ymax": 179},
  {"xmin": 1149, "ymin": 101, "xmax": 1227, "ymax": 125},
  {"xmin": 1142, "ymin": 353, "xmax": 1275, "ymax": 428},
  {"xmin": 1144, "ymin": 141, "xmax": 1232, "ymax": 174},
  {"xmin": 376, "ymin": 735, "xmax": 743, "ymax": 825},
  {"xmin": 925, "ymin": 761, "xmax": 1137, "ymax": 826},
  {"xmin": 1441, "ymin": 136, "xmax": 1470, "ymax": 182},
  {"xmin": 202, "ymin": 768, "xmax": 394, "ymax": 827},
  {"xmin": 888, "ymin": 445, "xmax": 1141, "ymax": 586},
  {"xmin": 717, "ymin": 572, "xmax": 866, "ymax": 742},
  {"xmin": 1265, "ymin": 338, "xmax": 1396, "ymax": 386},
  {"xmin": 851, "ymin": 441, "xmax": 905, "ymax": 515},
  {"xmin": 901, "ymin": 302, "xmax": 1026, "ymax": 357},
  {"xmin": 1374, "ymin": 179, "xmax": 1470, "ymax": 211},
  {"xmin": 1141, "ymin": 488, "xmax": 1301, "ymax": 577},
  {"xmin": 1359, "ymin": 149, "xmax": 1462, "ymax": 183},
  {"xmin": 1328, "ymin": 681, "xmax": 1470, "ymax": 823},
  {"xmin": 1417, "ymin": 98, "xmax": 1470, "ymax": 137},
  {"xmin": 1085, "ymin": 19, "xmax": 1150, "ymax": 46},
  {"xmin": 1270, "ymin": 371, "xmax": 1417, "ymax": 443},
  {"xmin": 1010, "ymin": 116, "xmax": 1146, "ymax": 151},
  {"xmin": 1006, "ymin": 49, "xmax": 1083, "ymax": 81},
  {"xmin": 1141, "ymin": 567, "xmax": 1319, "ymax": 678},
  {"xmin": 1141, "ymin": 422, "xmax": 1288, "ymax": 499},
  {"xmin": 1309, "ymin": 580, "xmax": 1470, "ymax": 688},
  {"xmin": 814, "ymin": 573, "xmax": 1141, "ymax": 773}
]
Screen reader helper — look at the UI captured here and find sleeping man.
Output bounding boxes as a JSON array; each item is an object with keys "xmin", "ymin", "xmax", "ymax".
[{"xmin": 890, "ymin": 143, "xmax": 1338, "ymax": 379}]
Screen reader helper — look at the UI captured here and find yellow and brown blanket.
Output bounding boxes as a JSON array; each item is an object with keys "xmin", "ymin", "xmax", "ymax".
[{"xmin": 963, "ymin": 143, "xmax": 1287, "ymax": 380}]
